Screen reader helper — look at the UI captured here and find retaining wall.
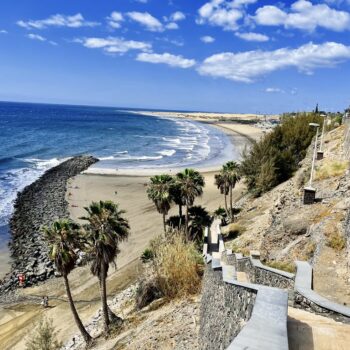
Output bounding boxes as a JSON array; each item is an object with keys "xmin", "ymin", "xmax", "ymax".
[
  {"xmin": 293, "ymin": 261, "xmax": 350, "ymax": 323},
  {"xmin": 200, "ymin": 265, "xmax": 256, "ymax": 350}
]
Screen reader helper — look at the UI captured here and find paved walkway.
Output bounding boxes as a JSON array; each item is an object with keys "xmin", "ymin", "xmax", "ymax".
[{"xmin": 288, "ymin": 307, "xmax": 350, "ymax": 350}]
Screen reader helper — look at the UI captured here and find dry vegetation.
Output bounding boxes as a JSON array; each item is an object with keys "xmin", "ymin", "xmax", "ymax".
[
  {"xmin": 265, "ymin": 261, "xmax": 296, "ymax": 273},
  {"xmin": 324, "ymin": 222, "xmax": 346, "ymax": 251},
  {"xmin": 315, "ymin": 159, "xmax": 349, "ymax": 180},
  {"xmin": 25, "ymin": 317, "xmax": 62, "ymax": 350},
  {"xmin": 136, "ymin": 234, "xmax": 204, "ymax": 309},
  {"xmin": 152, "ymin": 235, "xmax": 203, "ymax": 299}
]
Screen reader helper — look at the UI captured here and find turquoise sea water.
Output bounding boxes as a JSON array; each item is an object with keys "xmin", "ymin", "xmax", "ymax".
[{"xmin": 0, "ymin": 101, "xmax": 236, "ymax": 245}]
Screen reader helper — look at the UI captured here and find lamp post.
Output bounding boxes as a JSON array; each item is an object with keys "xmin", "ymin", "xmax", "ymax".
[
  {"xmin": 303, "ymin": 123, "xmax": 320, "ymax": 204},
  {"xmin": 317, "ymin": 114, "xmax": 327, "ymax": 160}
]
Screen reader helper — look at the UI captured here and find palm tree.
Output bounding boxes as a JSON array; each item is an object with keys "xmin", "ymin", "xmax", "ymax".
[
  {"xmin": 81, "ymin": 201, "xmax": 130, "ymax": 334},
  {"xmin": 175, "ymin": 169, "xmax": 205, "ymax": 239},
  {"xmin": 42, "ymin": 220, "xmax": 92, "ymax": 344},
  {"xmin": 214, "ymin": 172, "xmax": 229, "ymax": 216},
  {"xmin": 188, "ymin": 206, "xmax": 213, "ymax": 243},
  {"xmin": 223, "ymin": 161, "xmax": 241, "ymax": 222},
  {"xmin": 147, "ymin": 174, "xmax": 173, "ymax": 233},
  {"xmin": 169, "ymin": 180, "xmax": 186, "ymax": 229}
]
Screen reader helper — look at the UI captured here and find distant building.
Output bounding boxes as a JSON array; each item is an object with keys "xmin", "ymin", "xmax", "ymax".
[{"xmin": 345, "ymin": 107, "xmax": 350, "ymax": 119}]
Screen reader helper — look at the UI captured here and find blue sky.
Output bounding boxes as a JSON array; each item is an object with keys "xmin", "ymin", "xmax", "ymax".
[{"xmin": 1, "ymin": 0, "xmax": 350, "ymax": 113}]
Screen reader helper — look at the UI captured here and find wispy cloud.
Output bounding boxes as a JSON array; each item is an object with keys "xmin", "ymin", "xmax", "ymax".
[
  {"xmin": 201, "ymin": 35, "xmax": 215, "ymax": 43},
  {"xmin": 197, "ymin": 42, "xmax": 350, "ymax": 83},
  {"xmin": 75, "ymin": 36, "xmax": 152, "ymax": 54},
  {"xmin": 17, "ymin": 13, "xmax": 99, "ymax": 30},
  {"xmin": 136, "ymin": 52, "xmax": 196, "ymax": 68},
  {"xmin": 127, "ymin": 12, "xmax": 164, "ymax": 32},
  {"xmin": 265, "ymin": 87, "xmax": 285, "ymax": 93},
  {"xmin": 27, "ymin": 33, "xmax": 58, "ymax": 45},
  {"xmin": 235, "ymin": 32, "xmax": 269, "ymax": 42},
  {"xmin": 0, "ymin": 30, "xmax": 8, "ymax": 34},
  {"xmin": 254, "ymin": 0, "xmax": 350, "ymax": 32}
]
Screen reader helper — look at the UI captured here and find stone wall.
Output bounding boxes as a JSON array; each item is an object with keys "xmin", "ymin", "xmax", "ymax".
[
  {"xmin": 231, "ymin": 254, "xmax": 295, "ymax": 290},
  {"xmin": 199, "ymin": 265, "xmax": 257, "ymax": 350},
  {"xmin": 294, "ymin": 291, "xmax": 350, "ymax": 324}
]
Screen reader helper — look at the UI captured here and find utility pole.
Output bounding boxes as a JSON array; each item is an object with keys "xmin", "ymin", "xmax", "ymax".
[
  {"xmin": 317, "ymin": 114, "xmax": 327, "ymax": 160},
  {"xmin": 303, "ymin": 123, "xmax": 320, "ymax": 204}
]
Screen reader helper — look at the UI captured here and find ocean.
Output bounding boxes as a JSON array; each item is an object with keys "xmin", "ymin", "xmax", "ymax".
[{"xmin": 0, "ymin": 101, "xmax": 236, "ymax": 246}]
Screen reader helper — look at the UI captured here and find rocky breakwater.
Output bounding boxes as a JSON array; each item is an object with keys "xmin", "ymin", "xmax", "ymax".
[{"xmin": 0, "ymin": 156, "xmax": 98, "ymax": 294}]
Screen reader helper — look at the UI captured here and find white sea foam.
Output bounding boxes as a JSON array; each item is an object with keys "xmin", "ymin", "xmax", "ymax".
[
  {"xmin": 0, "ymin": 158, "xmax": 65, "ymax": 227},
  {"xmin": 157, "ymin": 150, "xmax": 176, "ymax": 157}
]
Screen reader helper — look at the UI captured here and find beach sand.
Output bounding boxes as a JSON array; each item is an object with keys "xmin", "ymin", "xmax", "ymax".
[{"xmin": 0, "ymin": 122, "xmax": 261, "ymax": 349}]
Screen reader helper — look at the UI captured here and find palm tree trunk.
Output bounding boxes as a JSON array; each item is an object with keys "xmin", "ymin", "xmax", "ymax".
[
  {"xmin": 178, "ymin": 204, "xmax": 183, "ymax": 230},
  {"xmin": 163, "ymin": 213, "xmax": 166, "ymax": 234},
  {"xmin": 98, "ymin": 279, "xmax": 119, "ymax": 323},
  {"xmin": 185, "ymin": 204, "xmax": 189, "ymax": 241},
  {"xmin": 63, "ymin": 274, "xmax": 92, "ymax": 344},
  {"xmin": 224, "ymin": 193, "xmax": 228, "ymax": 217},
  {"xmin": 229, "ymin": 186, "xmax": 233, "ymax": 222},
  {"xmin": 100, "ymin": 262, "xmax": 110, "ymax": 334}
]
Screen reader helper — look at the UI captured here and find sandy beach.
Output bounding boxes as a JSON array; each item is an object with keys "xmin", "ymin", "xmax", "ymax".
[
  {"xmin": 127, "ymin": 110, "xmax": 279, "ymax": 123},
  {"xmin": 0, "ymin": 121, "xmax": 261, "ymax": 349}
]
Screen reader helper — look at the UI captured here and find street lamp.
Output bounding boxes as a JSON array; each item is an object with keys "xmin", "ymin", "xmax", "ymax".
[
  {"xmin": 303, "ymin": 122, "xmax": 320, "ymax": 204},
  {"xmin": 317, "ymin": 114, "xmax": 327, "ymax": 160}
]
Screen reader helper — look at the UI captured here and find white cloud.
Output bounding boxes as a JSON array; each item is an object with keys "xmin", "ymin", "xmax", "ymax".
[
  {"xmin": 0, "ymin": 29, "xmax": 8, "ymax": 34},
  {"xmin": 107, "ymin": 12, "xmax": 124, "ymax": 29},
  {"xmin": 17, "ymin": 13, "xmax": 99, "ymax": 30},
  {"xmin": 127, "ymin": 11, "xmax": 164, "ymax": 32},
  {"xmin": 201, "ymin": 35, "xmax": 215, "ymax": 43},
  {"xmin": 235, "ymin": 32, "xmax": 269, "ymax": 42},
  {"xmin": 76, "ymin": 37, "xmax": 152, "ymax": 54},
  {"xmin": 254, "ymin": 0, "xmax": 350, "ymax": 32},
  {"xmin": 165, "ymin": 22, "xmax": 179, "ymax": 30},
  {"xmin": 27, "ymin": 33, "xmax": 57, "ymax": 45},
  {"xmin": 136, "ymin": 52, "xmax": 196, "ymax": 68},
  {"xmin": 197, "ymin": 42, "xmax": 350, "ymax": 83},
  {"xmin": 232, "ymin": 0, "xmax": 257, "ymax": 8},
  {"xmin": 170, "ymin": 11, "xmax": 186, "ymax": 22},
  {"xmin": 265, "ymin": 87, "xmax": 285, "ymax": 93},
  {"xmin": 197, "ymin": 0, "xmax": 244, "ymax": 31}
]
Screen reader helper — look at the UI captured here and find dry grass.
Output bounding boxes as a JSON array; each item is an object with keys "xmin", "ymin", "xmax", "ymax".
[
  {"xmin": 315, "ymin": 159, "xmax": 348, "ymax": 180},
  {"xmin": 265, "ymin": 261, "xmax": 296, "ymax": 273},
  {"xmin": 231, "ymin": 242, "xmax": 250, "ymax": 257},
  {"xmin": 152, "ymin": 235, "xmax": 203, "ymax": 299},
  {"xmin": 324, "ymin": 223, "xmax": 346, "ymax": 251},
  {"xmin": 221, "ymin": 222, "xmax": 246, "ymax": 239},
  {"xmin": 301, "ymin": 241, "xmax": 317, "ymax": 260},
  {"xmin": 312, "ymin": 204, "xmax": 334, "ymax": 224},
  {"xmin": 327, "ymin": 233, "xmax": 346, "ymax": 251}
]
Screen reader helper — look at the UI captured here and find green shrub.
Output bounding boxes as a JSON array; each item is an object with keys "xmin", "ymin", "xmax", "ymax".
[
  {"xmin": 241, "ymin": 112, "xmax": 323, "ymax": 196},
  {"xmin": 141, "ymin": 248, "xmax": 154, "ymax": 263},
  {"xmin": 25, "ymin": 317, "xmax": 62, "ymax": 350}
]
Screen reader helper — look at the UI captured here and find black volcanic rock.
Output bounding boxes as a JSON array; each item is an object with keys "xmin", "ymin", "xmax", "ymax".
[{"xmin": 0, "ymin": 155, "xmax": 98, "ymax": 294}]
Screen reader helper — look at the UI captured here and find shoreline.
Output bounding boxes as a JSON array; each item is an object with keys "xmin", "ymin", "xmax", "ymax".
[
  {"xmin": 0, "ymin": 116, "xmax": 262, "ymax": 280},
  {"xmin": 84, "ymin": 121, "xmax": 262, "ymax": 176}
]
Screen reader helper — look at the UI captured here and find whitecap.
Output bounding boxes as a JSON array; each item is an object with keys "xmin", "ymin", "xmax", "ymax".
[{"xmin": 157, "ymin": 150, "xmax": 176, "ymax": 157}]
